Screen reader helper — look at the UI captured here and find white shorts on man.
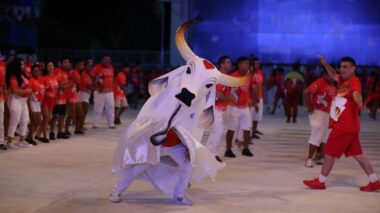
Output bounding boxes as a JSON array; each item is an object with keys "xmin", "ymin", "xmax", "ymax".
[
  {"xmin": 308, "ymin": 109, "xmax": 330, "ymax": 146},
  {"xmin": 205, "ymin": 108, "xmax": 226, "ymax": 155},
  {"xmin": 251, "ymin": 98, "xmax": 263, "ymax": 122}
]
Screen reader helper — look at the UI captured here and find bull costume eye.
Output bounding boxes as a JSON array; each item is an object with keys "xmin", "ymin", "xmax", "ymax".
[
  {"xmin": 186, "ymin": 67, "xmax": 191, "ymax": 74},
  {"xmin": 205, "ymin": 83, "xmax": 213, "ymax": 88}
]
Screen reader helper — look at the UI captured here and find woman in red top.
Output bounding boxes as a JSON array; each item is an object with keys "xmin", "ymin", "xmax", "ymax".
[
  {"xmin": 35, "ymin": 61, "xmax": 59, "ymax": 143},
  {"xmin": 113, "ymin": 64, "xmax": 129, "ymax": 125},
  {"xmin": 78, "ymin": 59, "xmax": 94, "ymax": 131},
  {"xmin": 5, "ymin": 58, "xmax": 32, "ymax": 149},
  {"xmin": 26, "ymin": 65, "xmax": 45, "ymax": 145}
]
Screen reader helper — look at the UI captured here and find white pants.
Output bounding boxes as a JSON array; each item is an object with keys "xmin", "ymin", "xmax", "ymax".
[
  {"xmin": 0, "ymin": 101, "xmax": 4, "ymax": 144},
  {"xmin": 30, "ymin": 101, "xmax": 41, "ymax": 113},
  {"xmin": 205, "ymin": 109, "xmax": 225, "ymax": 155},
  {"xmin": 308, "ymin": 109, "xmax": 330, "ymax": 146},
  {"xmin": 8, "ymin": 95, "xmax": 29, "ymax": 137},
  {"xmin": 113, "ymin": 144, "xmax": 192, "ymax": 197},
  {"xmin": 251, "ymin": 98, "xmax": 263, "ymax": 121},
  {"xmin": 93, "ymin": 91, "xmax": 115, "ymax": 127}
]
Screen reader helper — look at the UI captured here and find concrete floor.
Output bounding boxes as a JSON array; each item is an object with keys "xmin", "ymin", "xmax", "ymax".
[{"xmin": 0, "ymin": 108, "xmax": 379, "ymax": 213}]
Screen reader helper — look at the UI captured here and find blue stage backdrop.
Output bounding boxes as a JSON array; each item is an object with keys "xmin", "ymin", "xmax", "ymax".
[{"xmin": 189, "ymin": 0, "xmax": 380, "ymax": 66}]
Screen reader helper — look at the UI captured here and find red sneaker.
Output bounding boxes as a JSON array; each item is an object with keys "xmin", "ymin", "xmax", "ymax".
[
  {"xmin": 303, "ymin": 178, "xmax": 326, "ymax": 189},
  {"xmin": 360, "ymin": 181, "xmax": 380, "ymax": 192}
]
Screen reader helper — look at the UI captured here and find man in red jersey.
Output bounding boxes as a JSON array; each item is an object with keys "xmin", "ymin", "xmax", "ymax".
[
  {"xmin": 91, "ymin": 55, "xmax": 116, "ymax": 129},
  {"xmin": 249, "ymin": 57, "xmax": 265, "ymax": 139},
  {"xmin": 303, "ymin": 56, "xmax": 380, "ymax": 192},
  {"xmin": 224, "ymin": 56, "xmax": 253, "ymax": 158},
  {"xmin": 113, "ymin": 64, "xmax": 129, "ymax": 125},
  {"xmin": 303, "ymin": 71, "xmax": 337, "ymax": 167}
]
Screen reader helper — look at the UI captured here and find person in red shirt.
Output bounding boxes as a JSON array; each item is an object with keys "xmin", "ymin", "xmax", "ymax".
[
  {"xmin": 364, "ymin": 72, "xmax": 380, "ymax": 120},
  {"xmin": 78, "ymin": 59, "xmax": 94, "ymax": 132},
  {"xmin": 249, "ymin": 58, "xmax": 265, "ymax": 139},
  {"xmin": 65, "ymin": 59, "xmax": 84, "ymax": 134},
  {"xmin": 24, "ymin": 53, "xmax": 34, "ymax": 78},
  {"xmin": 225, "ymin": 56, "xmax": 253, "ymax": 158},
  {"xmin": 114, "ymin": 64, "xmax": 129, "ymax": 125},
  {"xmin": 303, "ymin": 71, "xmax": 337, "ymax": 167},
  {"xmin": 204, "ymin": 56, "xmax": 234, "ymax": 162},
  {"xmin": 304, "ymin": 56, "xmax": 380, "ymax": 192},
  {"xmin": 50, "ymin": 58, "xmax": 71, "ymax": 139},
  {"xmin": 91, "ymin": 55, "xmax": 116, "ymax": 129},
  {"xmin": 284, "ymin": 64, "xmax": 304, "ymax": 123},
  {"xmin": 271, "ymin": 68, "xmax": 285, "ymax": 114},
  {"xmin": 26, "ymin": 65, "xmax": 45, "ymax": 145},
  {"xmin": 35, "ymin": 61, "xmax": 59, "ymax": 143},
  {"xmin": 5, "ymin": 58, "xmax": 32, "ymax": 149},
  {"xmin": 0, "ymin": 59, "xmax": 7, "ymax": 150},
  {"xmin": 129, "ymin": 64, "xmax": 142, "ymax": 109}
]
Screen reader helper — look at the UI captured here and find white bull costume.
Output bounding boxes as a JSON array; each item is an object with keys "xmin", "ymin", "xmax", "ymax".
[{"xmin": 111, "ymin": 20, "xmax": 250, "ymax": 205}]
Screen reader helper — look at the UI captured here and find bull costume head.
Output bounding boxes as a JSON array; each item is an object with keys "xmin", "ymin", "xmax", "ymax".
[{"xmin": 146, "ymin": 19, "xmax": 250, "ymax": 146}]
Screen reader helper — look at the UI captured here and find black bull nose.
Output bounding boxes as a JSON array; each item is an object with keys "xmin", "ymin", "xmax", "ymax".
[{"xmin": 175, "ymin": 88, "xmax": 195, "ymax": 107}]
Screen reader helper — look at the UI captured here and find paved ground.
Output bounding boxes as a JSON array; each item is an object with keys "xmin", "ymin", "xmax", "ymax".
[{"xmin": 0, "ymin": 108, "xmax": 379, "ymax": 213}]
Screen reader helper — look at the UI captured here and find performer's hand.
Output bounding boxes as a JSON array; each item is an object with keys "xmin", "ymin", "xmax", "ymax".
[{"xmin": 318, "ymin": 55, "xmax": 327, "ymax": 65}]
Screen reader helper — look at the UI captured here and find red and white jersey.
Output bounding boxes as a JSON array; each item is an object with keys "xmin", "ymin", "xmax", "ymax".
[
  {"xmin": 29, "ymin": 77, "xmax": 45, "ymax": 102},
  {"xmin": 329, "ymin": 75, "xmax": 361, "ymax": 133},
  {"xmin": 41, "ymin": 75, "xmax": 59, "ymax": 98},
  {"xmin": 79, "ymin": 71, "xmax": 93, "ymax": 93},
  {"xmin": 250, "ymin": 70, "xmax": 265, "ymax": 100},
  {"xmin": 10, "ymin": 75, "xmax": 30, "ymax": 98},
  {"xmin": 54, "ymin": 68, "xmax": 69, "ymax": 105},
  {"xmin": 229, "ymin": 71, "xmax": 250, "ymax": 108},
  {"xmin": 91, "ymin": 64, "xmax": 114, "ymax": 91},
  {"xmin": 67, "ymin": 69, "xmax": 81, "ymax": 103},
  {"xmin": 215, "ymin": 84, "xmax": 230, "ymax": 111},
  {"xmin": 306, "ymin": 77, "xmax": 337, "ymax": 113},
  {"xmin": 114, "ymin": 71, "xmax": 127, "ymax": 100}
]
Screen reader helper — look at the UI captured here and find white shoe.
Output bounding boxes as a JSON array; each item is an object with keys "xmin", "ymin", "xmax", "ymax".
[
  {"xmin": 173, "ymin": 196, "xmax": 193, "ymax": 206},
  {"xmin": 7, "ymin": 143, "xmax": 18, "ymax": 149},
  {"xmin": 109, "ymin": 192, "xmax": 121, "ymax": 203},
  {"xmin": 305, "ymin": 158, "xmax": 313, "ymax": 168},
  {"xmin": 17, "ymin": 141, "xmax": 32, "ymax": 147}
]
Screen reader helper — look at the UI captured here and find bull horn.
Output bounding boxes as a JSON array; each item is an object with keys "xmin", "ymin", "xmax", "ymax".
[
  {"xmin": 175, "ymin": 19, "xmax": 202, "ymax": 62},
  {"xmin": 217, "ymin": 73, "xmax": 251, "ymax": 87}
]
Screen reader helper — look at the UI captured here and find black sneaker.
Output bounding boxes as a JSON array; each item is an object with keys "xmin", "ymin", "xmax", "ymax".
[
  {"xmin": 286, "ymin": 118, "xmax": 291, "ymax": 123},
  {"xmin": 49, "ymin": 132, "xmax": 56, "ymax": 140},
  {"xmin": 215, "ymin": 155, "xmax": 223, "ymax": 163},
  {"xmin": 292, "ymin": 118, "xmax": 297, "ymax": 123},
  {"xmin": 0, "ymin": 144, "xmax": 7, "ymax": 150},
  {"xmin": 35, "ymin": 136, "xmax": 49, "ymax": 143},
  {"xmin": 57, "ymin": 132, "xmax": 70, "ymax": 139},
  {"xmin": 251, "ymin": 134, "xmax": 260, "ymax": 139},
  {"xmin": 114, "ymin": 118, "xmax": 121, "ymax": 125},
  {"xmin": 256, "ymin": 130, "xmax": 264, "ymax": 135},
  {"xmin": 26, "ymin": 139, "xmax": 38, "ymax": 146},
  {"xmin": 242, "ymin": 148, "xmax": 253, "ymax": 157},
  {"xmin": 224, "ymin": 149, "xmax": 236, "ymax": 158},
  {"xmin": 74, "ymin": 130, "xmax": 85, "ymax": 135},
  {"xmin": 64, "ymin": 131, "xmax": 72, "ymax": 136}
]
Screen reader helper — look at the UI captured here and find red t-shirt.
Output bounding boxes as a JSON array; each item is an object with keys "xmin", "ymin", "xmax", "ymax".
[
  {"xmin": 41, "ymin": 75, "xmax": 59, "ymax": 98},
  {"xmin": 162, "ymin": 129, "xmax": 181, "ymax": 147},
  {"xmin": 329, "ymin": 75, "xmax": 361, "ymax": 132},
  {"xmin": 215, "ymin": 84, "xmax": 230, "ymax": 111},
  {"xmin": 250, "ymin": 70, "xmax": 265, "ymax": 100},
  {"xmin": 306, "ymin": 77, "xmax": 337, "ymax": 113},
  {"xmin": 67, "ymin": 69, "xmax": 80, "ymax": 102},
  {"xmin": 54, "ymin": 68, "xmax": 69, "ymax": 104},
  {"xmin": 29, "ymin": 77, "xmax": 45, "ymax": 102},
  {"xmin": 229, "ymin": 71, "xmax": 250, "ymax": 108},
  {"xmin": 114, "ymin": 71, "xmax": 127, "ymax": 99},
  {"xmin": 10, "ymin": 75, "xmax": 30, "ymax": 98},
  {"xmin": 80, "ymin": 71, "xmax": 93, "ymax": 93},
  {"xmin": 0, "ymin": 60, "xmax": 6, "ymax": 101},
  {"xmin": 91, "ymin": 64, "xmax": 114, "ymax": 91}
]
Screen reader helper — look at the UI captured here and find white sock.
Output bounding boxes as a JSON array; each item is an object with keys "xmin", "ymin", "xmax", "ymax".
[
  {"xmin": 319, "ymin": 175, "xmax": 327, "ymax": 183},
  {"xmin": 369, "ymin": 173, "xmax": 378, "ymax": 183}
]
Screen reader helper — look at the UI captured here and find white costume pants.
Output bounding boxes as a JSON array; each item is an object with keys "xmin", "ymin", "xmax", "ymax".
[
  {"xmin": 205, "ymin": 108, "xmax": 225, "ymax": 155},
  {"xmin": 308, "ymin": 109, "xmax": 330, "ymax": 146},
  {"xmin": 113, "ymin": 144, "xmax": 192, "ymax": 197},
  {"xmin": 0, "ymin": 101, "xmax": 4, "ymax": 144},
  {"xmin": 93, "ymin": 91, "xmax": 115, "ymax": 127},
  {"xmin": 7, "ymin": 95, "xmax": 29, "ymax": 137}
]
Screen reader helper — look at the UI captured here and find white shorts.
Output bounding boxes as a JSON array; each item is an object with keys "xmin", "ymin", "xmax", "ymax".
[
  {"xmin": 251, "ymin": 98, "xmax": 263, "ymax": 121},
  {"xmin": 115, "ymin": 97, "xmax": 128, "ymax": 108},
  {"xmin": 226, "ymin": 106, "xmax": 252, "ymax": 131},
  {"xmin": 79, "ymin": 91, "xmax": 91, "ymax": 103},
  {"xmin": 308, "ymin": 109, "xmax": 330, "ymax": 146},
  {"xmin": 30, "ymin": 101, "xmax": 41, "ymax": 113}
]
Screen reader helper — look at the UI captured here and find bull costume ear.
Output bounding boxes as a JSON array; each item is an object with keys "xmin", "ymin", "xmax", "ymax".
[{"xmin": 148, "ymin": 66, "xmax": 186, "ymax": 96}]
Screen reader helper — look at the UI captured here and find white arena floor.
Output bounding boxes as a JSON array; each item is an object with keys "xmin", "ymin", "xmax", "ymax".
[{"xmin": 0, "ymin": 108, "xmax": 379, "ymax": 213}]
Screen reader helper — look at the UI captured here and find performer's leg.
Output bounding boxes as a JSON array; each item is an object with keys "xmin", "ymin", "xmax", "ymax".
[
  {"xmin": 112, "ymin": 164, "xmax": 151, "ymax": 195},
  {"xmin": 292, "ymin": 96, "xmax": 299, "ymax": 123}
]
